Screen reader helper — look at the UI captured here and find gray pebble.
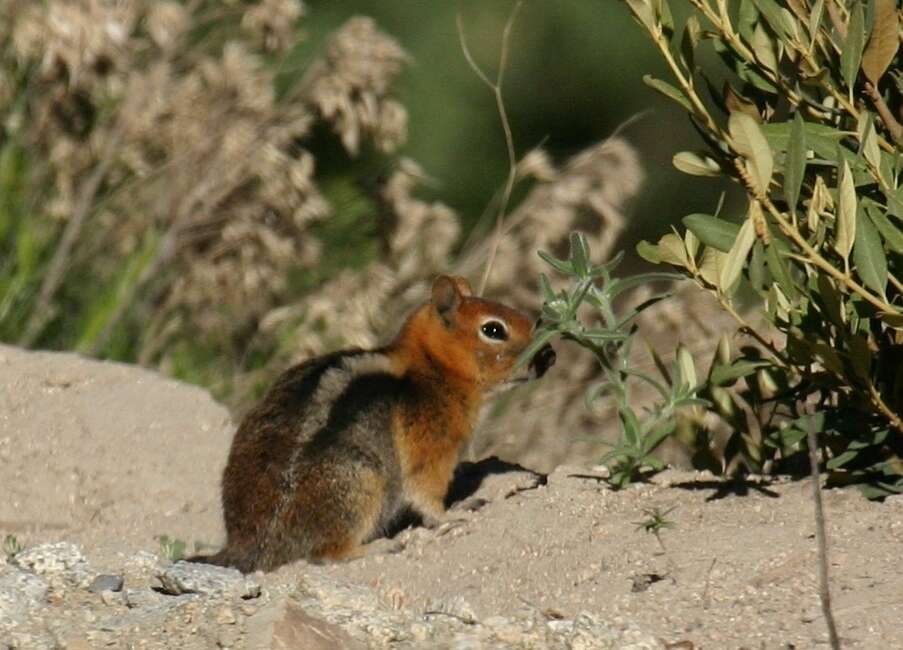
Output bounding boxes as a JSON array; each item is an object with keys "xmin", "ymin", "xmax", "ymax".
[{"xmin": 89, "ymin": 574, "xmax": 124, "ymax": 594}]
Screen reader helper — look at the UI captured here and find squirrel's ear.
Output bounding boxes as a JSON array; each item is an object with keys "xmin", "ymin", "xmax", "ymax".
[
  {"xmin": 431, "ymin": 275, "xmax": 466, "ymax": 324},
  {"xmin": 450, "ymin": 276, "xmax": 473, "ymax": 297}
]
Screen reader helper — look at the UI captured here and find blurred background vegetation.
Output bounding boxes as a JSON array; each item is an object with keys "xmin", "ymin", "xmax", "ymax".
[
  {"xmin": 303, "ymin": 0, "xmax": 722, "ymax": 235},
  {"xmin": 0, "ymin": 0, "xmax": 733, "ymax": 469}
]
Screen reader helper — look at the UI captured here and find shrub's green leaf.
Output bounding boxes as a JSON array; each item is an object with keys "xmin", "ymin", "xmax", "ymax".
[
  {"xmin": 680, "ymin": 15, "xmax": 701, "ymax": 68},
  {"xmin": 645, "ymin": 233, "xmax": 689, "ymax": 268},
  {"xmin": 580, "ymin": 329, "xmax": 630, "ymax": 342},
  {"xmin": 625, "ymin": 0, "xmax": 656, "ymax": 31},
  {"xmin": 538, "ymin": 273, "xmax": 556, "ymax": 302},
  {"xmin": 751, "ymin": 23, "xmax": 778, "ymax": 72},
  {"xmin": 723, "ymin": 83, "xmax": 761, "ymax": 120},
  {"xmin": 809, "ymin": 0, "xmax": 825, "ymax": 43},
  {"xmin": 653, "ymin": 0, "xmax": 674, "ymax": 36},
  {"xmin": 759, "ymin": 122, "xmax": 848, "ymax": 162},
  {"xmin": 817, "ymin": 274, "xmax": 845, "ymax": 327},
  {"xmin": 885, "ymin": 185, "xmax": 903, "ymax": 220},
  {"xmin": 643, "ymin": 75, "xmax": 694, "ymax": 112},
  {"xmin": 867, "ymin": 204, "xmax": 903, "ymax": 254},
  {"xmin": 752, "ymin": 0, "xmax": 789, "ymax": 39},
  {"xmin": 862, "ymin": 0, "xmax": 899, "ymax": 84},
  {"xmin": 682, "ymin": 213, "xmax": 740, "ymax": 252},
  {"xmin": 841, "ymin": 1, "xmax": 867, "ymax": 95},
  {"xmin": 814, "ymin": 341, "xmax": 845, "ymax": 374},
  {"xmin": 784, "ymin": 112, "xmax": 807, "ymax": 215},
  {"xmin": 858, "ymin": 112, "xmax": 882, "ymax": 173},
  {"xmin": 537, "ymin": 250, "xmax": 574, "ymax": 275},
  {"xmin": 673, "ymin": 151, "xmax": 722, "ymax": 176},
  {"xmin": 827, "ymin": 449, "xmax": 859, "ymax": 470},
  {"xmin": 739, "ymin": 0, "xmax": 759, "ymax": 43},
  {"xmin": 765, "ymin": 235, "xmax": 797, "ymax": 300},
  {"xmin": 807, "ymin": 175, "xmax": 831, "ymax": 232},
  {"xmin": 684, "ymin": 227, "xmax": 699, "ymax": 259},
  {"xmin": 719, "ymin": 213, "xmax": 756, "ymax": 294},
  {"xmin": 698, "ymin": 247, "xmax": 727, "ymax": 287},
  {"xmin": 836, "ymin": 159, "xmax": 857, "ymax": 266},
  {"xmin": 620, "ymin": 408, "xmax": 642, "ymax": 446},
  {"xmin": 709, "ymin": 385, "xmax": 733, "ymax": 415},
  {"xmin": 879, "ymin": 311, "xmax": 903, "ymax": 330},
  {"xmin": 729, "ymin": 112, "xmax": 773, "ymax": 194},
  {"xmin": 748, "ymin": 239, "xmax": 767, "ymax": 291},
  {"xmin": 636, "ymin": 240, "xmax": 663, "ymax": 264},
  {"xmin": 764, "ymin": 426, "xmax": 808, "ymax": 451},
  {"xmin": 710, "ymin": 359, "xmax": 771, "ymax": 385},
  {"xmin": 569, "ymin": 231, "xmax": 590, "ymax": 276},
  {"xmin": 584, "ymin": 381, "xmax": 610, "ymax": 411},
  {"xmin": 853, "ymin": 208, "xmax": 888, "ymax": 297},
  {"xmin": 676, "ymin": 344, "xmax": 697, "ymax": 389},
  {"xmin": 857, "ymin": 480, "xmax": 903, "ymax": 499},
  {"xmin": 739, "ymin": 61, "xmax": 780, "ymax": 93}
]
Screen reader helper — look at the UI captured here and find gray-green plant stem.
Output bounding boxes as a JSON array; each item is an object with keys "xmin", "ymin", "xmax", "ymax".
[{"xmin": 806, "ymin": 415, "xmax": 842, "ymax": 650}]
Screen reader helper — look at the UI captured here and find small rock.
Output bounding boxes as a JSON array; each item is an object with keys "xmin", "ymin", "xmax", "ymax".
[
  {"xmin": 157, "ymin": 561, "xmax": 260, "ymax": 599},
  {"xmin": 89, "ymin": 574, "xmax": 124, "ymax": 594},
  {"xmin": 12, "ymin": 542, "xmax": 88, "ymax": 579},
  {"xmin": 246, "ymin": 597, "xmax": 366, "ymax": 650}
]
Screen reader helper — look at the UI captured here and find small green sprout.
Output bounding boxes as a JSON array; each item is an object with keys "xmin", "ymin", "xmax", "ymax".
[{"xmin": 3, "ymin": 534, "xmax": 23, "ymax": 558}]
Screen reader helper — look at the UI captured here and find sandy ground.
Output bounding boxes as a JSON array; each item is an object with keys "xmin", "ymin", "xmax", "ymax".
[{"xmin": 2, "ymin": 343, "xmax": 902, "ymax": 649}]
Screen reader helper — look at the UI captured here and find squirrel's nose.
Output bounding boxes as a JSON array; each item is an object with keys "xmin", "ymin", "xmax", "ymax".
[{"xmin": 528, "ymin": 343, "xmax": 556, "ymax": 378}]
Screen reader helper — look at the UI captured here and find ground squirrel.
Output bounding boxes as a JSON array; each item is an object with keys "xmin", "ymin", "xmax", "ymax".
[{"xmin": 195, "ymin": 275, "xmax": 555, "ymax": 572}]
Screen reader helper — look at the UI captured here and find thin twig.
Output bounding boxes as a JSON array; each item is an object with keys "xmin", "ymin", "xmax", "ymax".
[
  {"xmin": 456, "ymin": 2, "xmax": 523, "ymax": 295},
  {"xmin": 805, "ymin": 415, "xmax": 842, "ymax": 650},
  {"xmin": 701, "ymin": 557, "xmax": 717, "ymax": 610}
]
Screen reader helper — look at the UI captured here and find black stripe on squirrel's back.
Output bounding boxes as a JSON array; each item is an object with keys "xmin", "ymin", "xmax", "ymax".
[{"xmin": 305, "ymin": 370, "xmax": 404, "ymax": 466}]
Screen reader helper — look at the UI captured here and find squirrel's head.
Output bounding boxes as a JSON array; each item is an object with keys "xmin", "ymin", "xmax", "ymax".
[{"xmin": 399, "ymin": 275, "xmax": 555, "ymax": 392}]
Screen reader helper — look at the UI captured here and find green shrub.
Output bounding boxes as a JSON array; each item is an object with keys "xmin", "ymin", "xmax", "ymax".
[
  {"xmin": 623, "ymin": 0, "xmax": 903, "ymax": 496},
  {"xmin": 524, "ymin": 233, "xmax": 701, "ymax": 487}
]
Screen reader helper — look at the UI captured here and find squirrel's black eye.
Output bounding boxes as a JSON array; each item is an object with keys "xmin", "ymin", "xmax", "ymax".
[{"xmin": 480, "ymin": 320, "xmax": 508, "ymax": 341}]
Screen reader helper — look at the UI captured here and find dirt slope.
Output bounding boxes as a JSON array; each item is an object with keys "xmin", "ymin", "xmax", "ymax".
[{"xmin": 1, "ymin": 344, "xmax": 901, "ymax": 649}]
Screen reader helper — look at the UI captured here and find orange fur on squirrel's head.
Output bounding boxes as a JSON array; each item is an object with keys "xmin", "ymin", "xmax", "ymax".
[{"xmin": 393, "ymin": 275, "xmax": 555, "ymax": 392}]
